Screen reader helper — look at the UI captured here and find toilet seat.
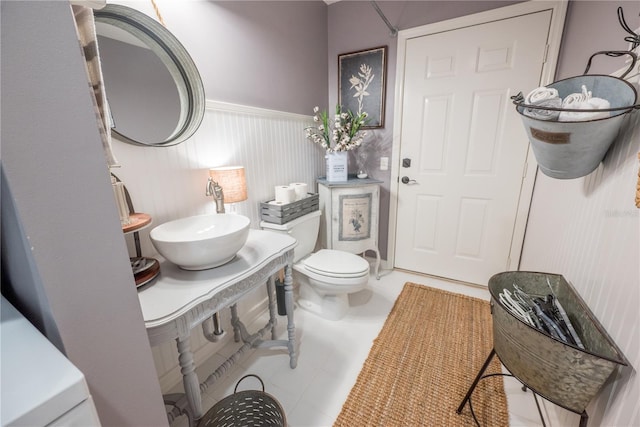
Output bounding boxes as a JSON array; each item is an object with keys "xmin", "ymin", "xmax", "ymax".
[{"xmin": 303, "ymin": 249, "xmax": 370, "ymax": 278}]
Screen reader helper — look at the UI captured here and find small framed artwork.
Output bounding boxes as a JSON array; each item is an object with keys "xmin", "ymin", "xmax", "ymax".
[
  {"xmin": 338, "ymin": 46, "xmax": 387, "ymax": 129},
  {"xmin": 338, "ymin": 193, "xmax": 372, "ymax": 242}
]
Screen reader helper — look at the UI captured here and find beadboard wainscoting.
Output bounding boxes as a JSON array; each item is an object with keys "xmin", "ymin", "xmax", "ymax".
[
  {"xmin": 110, "ymin": 101, "xmax": 323, "ymax": 391},
  {"xmin": 521, "ymin": 66, "xmax": 639, "ymax": 425}
]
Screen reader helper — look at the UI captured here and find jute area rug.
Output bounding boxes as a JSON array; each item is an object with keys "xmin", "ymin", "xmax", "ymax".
[{"xmin": 334, "ymin": 282, "xmax": 509, "ymax": 426}]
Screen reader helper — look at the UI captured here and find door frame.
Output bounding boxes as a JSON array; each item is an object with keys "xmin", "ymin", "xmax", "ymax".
[{"xmin": 387, "ymin": 1, "xmax": 568, "ymax": 272}]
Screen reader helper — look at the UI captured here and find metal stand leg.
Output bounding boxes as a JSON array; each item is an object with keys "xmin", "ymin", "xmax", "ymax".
[
  {"xmin": 531, "ymin": 391, "xmax": 547, "ymax": 427},
  {"xmin": 133, "ymin": 231, "xmax": 142, "ymax": 257},
  {"xmin": 579, "ymin": 411, "xmax": 589, "ymax": 427},
  {"xmin": 457, "ymin": 348, "xmax": 496, "ymax": 414}
]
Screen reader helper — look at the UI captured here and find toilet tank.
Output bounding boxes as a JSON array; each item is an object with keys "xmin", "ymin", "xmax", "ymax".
[{"xmin": 260, "ymin": 210, "xmax": 321, "ymax": 263}]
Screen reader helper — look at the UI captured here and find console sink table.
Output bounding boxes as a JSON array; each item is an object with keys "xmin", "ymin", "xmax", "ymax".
[{"xmin": 137, "ymin": 229, "xmax": 298, "ymax": 425}]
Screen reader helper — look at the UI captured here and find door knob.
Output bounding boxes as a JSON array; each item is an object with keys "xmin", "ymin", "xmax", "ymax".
[{"xmin": 401, "ymin": 176, "xmax": 418, "ymax": 185}]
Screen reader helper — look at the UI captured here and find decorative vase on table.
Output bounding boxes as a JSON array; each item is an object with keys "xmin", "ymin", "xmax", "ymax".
[
  {"xmin": 326, "ymin": 151, "xmax": 348, "ymax": 182},
  {"xmin": 304, "ymin": 105, "xmax": 368, "ymax": 182}
]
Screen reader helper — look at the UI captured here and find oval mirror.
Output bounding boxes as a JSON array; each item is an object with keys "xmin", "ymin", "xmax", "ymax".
[{"xmin": 94, "ymin": 4, "xmax": 205, "ymax": 146}]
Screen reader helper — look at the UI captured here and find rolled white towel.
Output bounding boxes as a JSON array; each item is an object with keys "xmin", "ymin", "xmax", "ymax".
[
  {"xmin": 558, "ymin": 85, "xmax": 611, "ymax": 122},
  {"xmin": 558, "ymin": 104, "xmax": 610, "ymax": 122},
  {"xmin": 561, "ymin": 85, "xmax": 590, "ymax": 106},
  {"xmin": 527, "ymin": 87, "xmax": 560, "ymax": 104},
  {"xmin": 523, "ymin": 87, "xmax": 561, "ymax": 120}
]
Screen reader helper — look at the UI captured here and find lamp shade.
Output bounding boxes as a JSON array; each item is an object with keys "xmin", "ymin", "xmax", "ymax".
[{"xmin": 209, "ymin": 166, "xmax": 247, "ymax": 203}]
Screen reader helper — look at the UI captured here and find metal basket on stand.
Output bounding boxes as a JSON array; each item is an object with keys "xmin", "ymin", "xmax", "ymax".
[{"xmin": 198, "ymin": 375, "xmax": 286, "ymax": 427}]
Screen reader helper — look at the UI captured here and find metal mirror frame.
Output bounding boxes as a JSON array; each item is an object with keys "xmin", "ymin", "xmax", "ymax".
[{"xmin": 94, "ymin": 4, "xmax": 205, "ymax": 147}]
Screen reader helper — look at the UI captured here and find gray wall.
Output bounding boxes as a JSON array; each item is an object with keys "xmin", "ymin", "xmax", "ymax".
[
  {"xmin": 1, "ymin": 2, "xmax": 168, "ymax": 426},
  {"xmin": 556, "ymin": 1, "xmax": 639, "ymax": 79},
  {"xmin": 128, "ymin": 0, "xmax": 329, "ymax": 115}
]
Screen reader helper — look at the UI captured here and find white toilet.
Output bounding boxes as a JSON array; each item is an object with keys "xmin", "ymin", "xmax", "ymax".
[{"xmin": 261, "ymin": 210, "xmax": 370, "ymax": 320}]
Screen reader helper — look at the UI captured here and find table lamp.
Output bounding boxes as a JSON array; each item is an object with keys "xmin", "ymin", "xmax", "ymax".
[{"xmin": 207, "ymin": 166, "xmax": 247, "ymax": 213}]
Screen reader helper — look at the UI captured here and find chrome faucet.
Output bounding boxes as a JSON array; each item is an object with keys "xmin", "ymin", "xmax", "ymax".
[{"xmin": 206, "ymin": 177, "xmax": 225, "ymax": 213}]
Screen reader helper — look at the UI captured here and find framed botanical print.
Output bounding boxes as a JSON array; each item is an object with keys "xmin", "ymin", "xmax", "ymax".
[
  {"xmin": 338, "ymin": 193, "xmax": 372, "ymax": 242},
  {"xmin": 338, "ymin": 46, "xmax": 387, "ymax": 129}
]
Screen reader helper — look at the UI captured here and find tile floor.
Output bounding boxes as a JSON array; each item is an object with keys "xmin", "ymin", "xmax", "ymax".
[{"xmin": 170, "ymin": 267, "xmax": 556, "ymax": 427}]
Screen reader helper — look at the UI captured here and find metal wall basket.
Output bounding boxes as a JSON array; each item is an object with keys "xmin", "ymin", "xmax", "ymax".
[
  {"xmin": 198, "ymin": 375, "xmax": 286, "ymax": 427},
  {"xmin": 513, "ymin": 51, "xmax": 639, "ymax": 179}
]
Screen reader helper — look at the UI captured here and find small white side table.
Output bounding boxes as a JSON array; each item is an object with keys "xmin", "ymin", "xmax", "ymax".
[{"xmin": 317, "ymin": 177, "xmax": 382, "ymax": 279}]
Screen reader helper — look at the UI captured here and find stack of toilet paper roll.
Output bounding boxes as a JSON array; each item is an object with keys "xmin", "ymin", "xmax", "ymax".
[{"xmin": 271, "ymin": 183, "xmax": 308, "ymax": 205}]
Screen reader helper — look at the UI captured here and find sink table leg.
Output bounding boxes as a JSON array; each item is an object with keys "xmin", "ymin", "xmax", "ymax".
[
  {"xmin": 176, "ymin": 335, "xmax": 203, "ymax": 420},
  {"xmin": 283, "ymin": 264, "xmax": 297, "ymax": 368},
  {"xmin": 230, "ymin": 304, "xmax": 241, "ymax": 343},
  {"xmin": 267, "ymin": 276, "xmax": 278, "ymax": 340}
]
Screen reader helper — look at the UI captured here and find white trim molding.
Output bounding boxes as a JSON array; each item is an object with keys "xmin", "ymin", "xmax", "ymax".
[{"xmin": 206, "ymin": 99, "xmax": 311, "ymax": 122}]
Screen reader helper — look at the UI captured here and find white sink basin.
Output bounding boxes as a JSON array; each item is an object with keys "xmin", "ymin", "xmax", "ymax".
[{"xmin": 150, "ymin": 214, "xmax": 251, "ymax": 270}]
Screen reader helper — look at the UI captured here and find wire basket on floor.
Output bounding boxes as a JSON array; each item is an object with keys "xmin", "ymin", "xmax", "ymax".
[{"xmin": 198, "ymin": 375, "xmax": 286, "ymax": 427}]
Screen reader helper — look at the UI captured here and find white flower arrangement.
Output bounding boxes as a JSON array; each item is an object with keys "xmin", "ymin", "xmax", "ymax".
[{"xmin": 305, "ymin": 105, "xmax": 367, "ymax": 153}]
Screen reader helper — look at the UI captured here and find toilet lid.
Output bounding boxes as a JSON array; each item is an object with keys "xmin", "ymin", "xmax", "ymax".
[{"xmin": 303, "ymin": 249, "xmax": 370, "ymax": 278}]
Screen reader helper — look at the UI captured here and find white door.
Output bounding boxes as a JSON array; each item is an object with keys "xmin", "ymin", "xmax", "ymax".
[{"xmin": 394, "ymin": 11, "xmax": 552, "ymax": 285}]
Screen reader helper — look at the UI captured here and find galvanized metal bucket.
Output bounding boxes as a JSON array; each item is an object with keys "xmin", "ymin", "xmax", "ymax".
[
  {"xmin": 514, "ymin": 51, "xmax": 639, "ymax": 179},
  {"xmin": 488, "ymin": 271, "xmax": 628, "ymax": 415}
]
